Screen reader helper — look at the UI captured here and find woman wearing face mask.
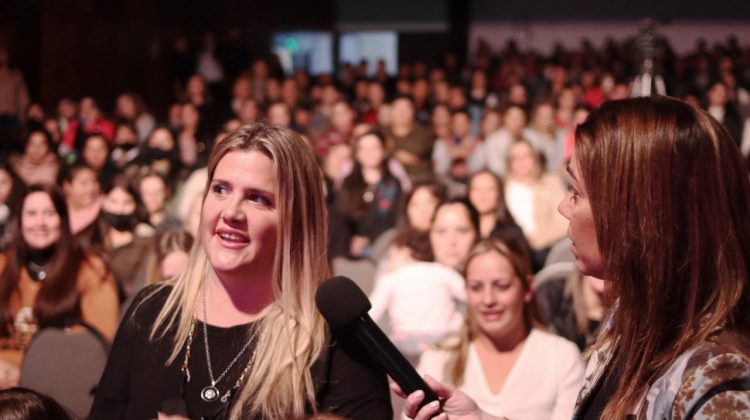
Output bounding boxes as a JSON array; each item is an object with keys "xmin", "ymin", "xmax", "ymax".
[
  {"xmin": 90, "ymin": 123, "xmax": 391, "ymax": 419},
  {"xmin": 110, "ymin": 122, "xmax": 141, "ymax": 173},
  {"xmin": 369, "ymin": 198, "xmax": 478, "ymax": 357},
  {"xmin": 0, "ymin": 185, "xmax": 119, "ymax": 390},
  {"xmin": 77, "ymin": 176, "xmax": 155, "ymax": 303},
  {"xmin": 140, "ymin": 126, "xmax": 182, "ymax": 187},
  {"xmin": 411, "ymin": 238, "xmax": 583, "ymax": 420},
  {"xmin": 399, "ymin": 97, "xmax": 750, "ymax": 419}
]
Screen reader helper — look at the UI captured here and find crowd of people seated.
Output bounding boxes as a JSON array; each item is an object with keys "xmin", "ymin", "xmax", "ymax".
[{"xmin": 0, "ymin": 32, "xmax": 748, "ymax": 418}]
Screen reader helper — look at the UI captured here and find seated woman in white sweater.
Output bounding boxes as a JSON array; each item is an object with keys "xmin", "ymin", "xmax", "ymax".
[
  {"xmin": 369, "ymin": 198, "xmax": 479, "ymax": 357},
  {"xmin": 413, "ymin": 237, "xmax": 584, "ymax": 420}
]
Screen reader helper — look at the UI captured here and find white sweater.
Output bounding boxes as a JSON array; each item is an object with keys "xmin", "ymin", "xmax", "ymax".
[
  {"xmin": 415, "ymin": 329, "xmax": 584, "ymax": 420},
  {"xmin": 368, "ymin": 262, "xmax": 466, "ymax": 352}
]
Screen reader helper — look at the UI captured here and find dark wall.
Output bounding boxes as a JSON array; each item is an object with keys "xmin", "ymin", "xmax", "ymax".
[
  {"xmin": 470, "ymin": 0, "xmax": 750, "ymax": 21},
  {"xmin": 1, "ymin": 0, "xmax": 336, "ymax": 116}
]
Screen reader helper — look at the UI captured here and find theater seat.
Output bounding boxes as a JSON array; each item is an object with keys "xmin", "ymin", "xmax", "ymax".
[
  {"xmin": 19, "ymin": 321, "xmax": 109, "ymax": 419},
  {"xmin": 331, "ymin": 256, "xmax": 377, "ymax": 295}
]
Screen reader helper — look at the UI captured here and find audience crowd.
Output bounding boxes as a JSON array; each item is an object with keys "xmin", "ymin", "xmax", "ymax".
[{"xmin": 0, "ymin": 31, "xmax": 749, "ymax": 418}]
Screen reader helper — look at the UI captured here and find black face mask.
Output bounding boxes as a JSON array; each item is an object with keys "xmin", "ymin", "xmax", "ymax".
[
  {"xmin": 116, "ymin": 143, "xmax": 137, "ymax": 152},
  {"xmin": 146, "ymin": 147, "xmax": 171, "ymax": 161},
  {"xmin": 103, "ymin": 211, "xmax": 137, "ymax": 232}
]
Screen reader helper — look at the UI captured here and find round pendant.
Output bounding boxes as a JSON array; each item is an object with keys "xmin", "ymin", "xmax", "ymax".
[
  {"xmin": 363, "ymin": 190, "xmax": 374, "ymax": 203},
  {"xmin": 38, "ymin": 271, "xmax": 47, "ymax": 281},
  {"xmin": 201, "ymin": 385, "xmax": 220, "ymax": 402}
]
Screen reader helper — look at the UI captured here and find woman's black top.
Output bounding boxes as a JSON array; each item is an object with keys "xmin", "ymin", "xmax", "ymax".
[
  {"xmin": 577, "ymin": 356, "xmax": 622, "ymax": 420},
  {"xmin": 89, "ymin": 285, "xmax": 392, "ymax": 420}
]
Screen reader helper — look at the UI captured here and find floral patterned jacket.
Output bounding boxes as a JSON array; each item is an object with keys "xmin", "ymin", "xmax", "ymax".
[{"xmin": 572, "ymin": 330, "xmax": 750, "ymax": 419}]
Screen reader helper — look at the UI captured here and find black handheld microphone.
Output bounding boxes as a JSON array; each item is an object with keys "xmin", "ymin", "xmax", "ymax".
[{"xmin": 315, "ymin": 276, "xmax": 440, "ymax": 408}]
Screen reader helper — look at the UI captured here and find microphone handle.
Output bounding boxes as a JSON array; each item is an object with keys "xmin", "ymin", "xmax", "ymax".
[{"xmin": 353, "ymin": 315, "xmax": 441, "ymax": 408}]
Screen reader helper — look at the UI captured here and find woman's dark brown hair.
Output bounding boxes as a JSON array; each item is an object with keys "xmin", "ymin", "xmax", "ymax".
[
  {"xmin": 575, "ymin": 96, "xmax": 750, "ymax": 418},
  {"xmin": 0, "ymin": 387, "xmax": 72, "ymax": 420},
  {"xmin": 336, "ymin": 129, "xmax": 393, "ymax": 221},
  {"xmin": 0, "ymin": 184, "xmax": 88, "ymax": 335}
]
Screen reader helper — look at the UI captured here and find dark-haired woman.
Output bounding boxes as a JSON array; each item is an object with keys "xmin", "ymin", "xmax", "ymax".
[
  {"xmin": 9, "ymin": 130, "xmax": 59, "ymax": 187},
  {"xmin": 336, "ymin": 130, "xmax": 402, "ymax": 258},
  {"xmin": 0, "ymin": 387, "xmax": 72, "ymax": 420},
  {"xmin": 400, "ymin": 97, "xmax": 750, "ymax": 419},
  {"xmin": 0, "ymin": 185, "xmax": 119, "ymax": 389}
]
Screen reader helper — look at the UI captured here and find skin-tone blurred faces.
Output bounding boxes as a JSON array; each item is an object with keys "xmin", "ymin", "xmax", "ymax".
[
  {"xmin": 82, "ymin": 135, "xmax": 109, "ymax": 171},
  {"xmin": 331, "ymin": 102, "xmax": 354, "ymax": 133},
  {"xmin": 466, "ymin": 250, "xmax": 531, "ymax": 343},
  {"xmin": 531, "ymin": 104, "xmax": 556, "ymax": 132},
  {"xmin": 558, "ymin": 151, "xmax": 605, "ymax": 278},
  {"xmin": 323, "ymin": 144, "xmax": 352, "ymax": 181},
  {"xmin": 503, "ymin": 107, "xmax": 527, "ymax": 138},
  {"xmin": 430, "ymin": 203, "xmax": 477, "ymax": 268},
  {"xmin": 407, "ymin": 187, "xmax": 440, "ymax": 232},
  {"xmin": 391, "ymin": 98, "xmax": 415, "ymax": 128},
  {"xmin": 507, "ymin": 141, "xmax": 538, "ymax": 181},
  {"xmin": 356, "ymin": 134, "xmax": 386, "ymax": 170},
  {"xmin": 149, "ymin": 128, "xmax": 175, "ymax": 151},
  {"xmin": 21, "ymin": 192, "xmax": 61, "ymax": 250},
  {"xmin": 64, "ymin": 168, "xmax": 100, "ymax": 210},
  {"xmin": 481, "ymin": 110, "xmax": 501, "ymax": 138},
  {"xmin": 116, "ymin": 94, "xmax": 137, "ymax": 119},
  {"xmin": 267, "ymin": 103, "xmax": 291, "ymax": 127},
  {"xmin": 25, "ymin": 132, "xmax": 50, "ymax": 164},
  {"xmin": 139, "ymin": 175, "xmax": 168, "ymax": 216},
  {"xmin": 0, "ymin": 169, "xmax": 12, "ymax": 204},
  {"xmin": 451, "ymin": 113, "xmax": 472, "ymax": 138},
  {"xmin": 103, "ymin": 187, "xmax": 136, "ymax": 216},
  {"xmin": 468, "ymin": 172, "xmax": 499, "ymax": 215}
]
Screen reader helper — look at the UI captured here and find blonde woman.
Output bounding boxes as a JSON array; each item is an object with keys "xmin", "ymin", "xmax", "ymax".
[
  {"xmin": 90, "ymin": 124, "xmax": 391, "ymax": 419},
  {"xmin": 411, "ymin": 238, "xmax": 583, "ymax": 420}
]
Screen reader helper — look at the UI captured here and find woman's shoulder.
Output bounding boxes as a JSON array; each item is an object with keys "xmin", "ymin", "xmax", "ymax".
[{"xmin": 646, "ymin": 330, "xmax": 750, "ymax": 418}]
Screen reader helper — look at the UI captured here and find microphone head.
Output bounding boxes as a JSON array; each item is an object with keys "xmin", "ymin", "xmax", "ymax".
[{"xmin": 316, "ymin": 276, "xmax": 371, "ymax": 332}]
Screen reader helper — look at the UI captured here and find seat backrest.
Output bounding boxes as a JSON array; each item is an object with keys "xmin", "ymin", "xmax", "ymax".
[
  {"xmin": 332, "ymin": 256, "xmax": 377, "ymax": 295},
  {"xmin": 19, "ymin": 323, "xmax": 109, "ymax": 419},
  {"xmin": 534, "ymin": 261, "xmax": 577, "ymax": 289}
]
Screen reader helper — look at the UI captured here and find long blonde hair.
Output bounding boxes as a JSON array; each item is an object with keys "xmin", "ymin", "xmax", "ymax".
[
  {"xmin": 146, "ymin": 123, "xmax": 330, "ymax": 418},
  {"xmin": 442, "ymin": 237, "xmax": 544, "ymax": 386}
]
